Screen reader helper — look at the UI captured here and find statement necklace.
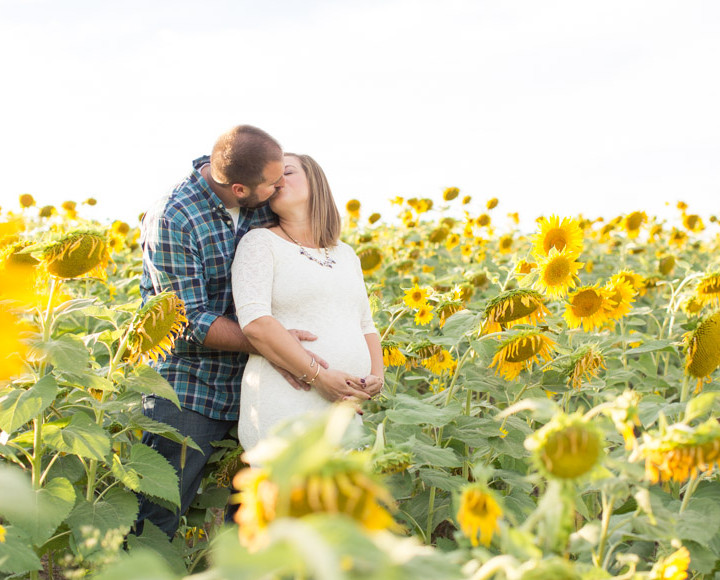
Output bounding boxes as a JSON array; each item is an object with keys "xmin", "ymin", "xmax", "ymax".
[{"xmin": 278, "ymin": 225, "xmax": 336, "ymax": 269}]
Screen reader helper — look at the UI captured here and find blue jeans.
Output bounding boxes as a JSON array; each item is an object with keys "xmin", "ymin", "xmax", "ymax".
[{"xmin": 134, "ymin": 395, "xmax": 236, "ymax": 539}]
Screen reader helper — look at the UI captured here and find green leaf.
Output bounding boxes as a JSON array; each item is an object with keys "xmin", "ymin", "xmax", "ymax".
[
  {"xmin": 684, "ymin": 392, "xmax": 720, "ymax": 423},
  {"xmin": 66, "ymin": 488, "xmax": 138, "ymax": 539},
  {"xmin": 418, "ymin": 467, "xmax": 465, "ymax": 492},
  {"xmin": 0, "ymin": 374, "xmax": 58, "ymax": 433},
  {"xmin": 43, "ymin": 412, "xmax": 111, "ymax": 461},
  {"xmin": 33, "ymin": 334, "xmax": 90, "ymax": 373},
  {"xmin": 122, "ymin": 365, "xmax": 180, "ymax": 408},
  {"xmin": 385, "ymin": 394, "xmax": 460, "ymax": 427},
  {"xmin": 0, "ymin": 527, "xmax": 43, "ymax": 575},
  {"xmin": 111, "ymin": 444, "xmax": 180, "ymax": 507},
  {"xmin": 125, "ymin": 520, "xmax": 186, "ymax": 576},
  {"xmin": 5, "ymin": 476, "xmax": 77, "ymax": 546},
  {"xmin": 409, "ymin": 438, "xmax": 462, "ymax": 468},
  {"xmin": 677, "ymin": 498, "xmax": 720, "ymax": 545},
  {"xmin": 683, "ymin": 540, "xmax": 718, "ymax": 574},
  {"xmin": 624, "ymin": 339, "xmax": 676, "ymax": 355},
  {"xmin": 127, "ymin": 413, "xmax": 202, "ymax": 452},
  {"xmin": 0, "ymin": 465, "xmax": 36, "ymax": 523},
  {"xmin": 93, "ymin": 547, "xmax": 180, "ymax": 580}
]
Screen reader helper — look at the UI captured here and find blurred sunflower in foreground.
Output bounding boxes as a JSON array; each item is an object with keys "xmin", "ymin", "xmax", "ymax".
[{"xmin": 456, "ymin": 483, "xmax": 502, "ymax": 547}]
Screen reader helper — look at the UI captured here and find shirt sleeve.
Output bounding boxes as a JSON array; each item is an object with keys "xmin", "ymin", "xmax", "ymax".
[
  {"xmin": 349, "ymin": 246, "xmax": 379, "ymax": 336},
  {"xmin": 232, "ymin": 230, "xmax": 274, "ymax": 329},
  {"xmin": 142, "ymin": 209, "xmax": 218, "ymax": 344}
]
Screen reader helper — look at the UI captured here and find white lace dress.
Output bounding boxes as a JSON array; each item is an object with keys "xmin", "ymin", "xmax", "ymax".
[{"xmin": 231, "ymin": 228, "xmax": 377, "ymax": 451}]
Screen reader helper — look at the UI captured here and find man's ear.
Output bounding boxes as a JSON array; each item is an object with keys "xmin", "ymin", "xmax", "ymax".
[{"xmin": 231, "ymin": 183, "xmax": 249, "ymax": 196}]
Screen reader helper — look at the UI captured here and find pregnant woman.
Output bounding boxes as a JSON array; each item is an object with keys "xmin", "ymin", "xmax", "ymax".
[{"xmin": 231, "ymin": 153, "xmax": 384, "ymax": 452}]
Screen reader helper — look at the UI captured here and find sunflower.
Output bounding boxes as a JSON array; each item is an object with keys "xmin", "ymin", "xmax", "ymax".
[
  {"xmin": 695, "ymin": 272, "xmax": 720, "ymax": 308},
  {"xmin": 498, "ymin": 234, "xmax": 514, "ymax": 254},
  {"xmin": 0, "ymin": 259, "xmax": 40, "ymax": 309},
  {"xmin": 611, "ymin": 270, "xmax": 646, "ymax": 297},
  {"xmin": 682, "ymin": 213, "xmax": 704, "ymax": 233},
  {"xmin": 345, "ymin": 199, "xmax": 361, "ymax": 218},
  {"xmin": 19, "ymin": 194, "xmax": 35, "ymax": 208},
  {"xmin": 445, "ymin": 233, "xmax": 460, "ymax": 251},
  {"xmin": 563, "ymin": 285, "xmax": 613, "ymax": 331},
  {"xmin": 368, "ymin": 212, "xmax": 381, "ymax": 224},
  {"xmin": 683, "ymin": 310, "xmax": 720, "ymax": 390},
  {"xmin": 649, "ymin": 546, "xmax": 690, "ymax": 580},
  {"xmin": 421, "ymin": 349, "xmax": 456, "ymax": 375},
  {"xmin": 508, "ymin": 212, "xmax": 519, "ymax": 225},
  {"xmin": 357, "ymin": 245, "xmax": 383, "ymax": 276},
  {"xmin": 126, "ymin": 292, "xmax": 188, "ymax": 363},
  {"xmin": 515, "ymin": 259, "xmax": 536, "ymax": 276},
  {"xmin": 477, "ymin": 214, "xmax": 491, "ymax": 227},
  {"xmin": 482, "ymin": 289, "xmax": 549, "ymax": 334},
  {"xmin": 407, "ymin": 340, "xmax": 442, "ymax": 360},
  {"xmin": 603, "ymin": 278, "xmax": 636, "ymax": 322},
  {"xmin": 38, "ymin": 205, "xmax": 55, "ymax": 218},
  {"xmin": 428, "ymin": 226, "xmax": 450, "ymax": 244},
  {"xmin": 460, "ymin": 244, "xmax": 473, "ymax": 257},
  {"xmin": 669, "ymin": 227, "xmax": 688, "ymax": 247},
  {"xmin": 403, "ymin": 284, "xmax": 430, "ymax": 309},
  {"xmin": 382, "ymin": 341, "xmax": 406, "ymax": 367},
  {"xmin": 486, "ymin": 197, "xmax": 499, "ymax": 210},
  {"xmin": 532, "ymin": 215, "xmax": 584, "ymax": 258},
  {"xmin": 443, "ymin": 187, "xmax": 460, "ymax": 201},
  {"xmin": 489, "ymin": 330, "xmax": 556, "ymax": 380},
  {"xmin": 658, "ymin": 254, "xmax": 676, "ymax": 276},
  {"xmin": 456, "ymin": 484, "xmax": 502, "ymax": 547},
  {"xmin": 525, "ymin": 413, "xmax": 604, "ymax": 480},
  {"xmin": 414, "ymin": 305, "xmax": 434, "ymax": 326},
  {"xmin": 637, "ymin": 418, "xmax": 720, "ymax": 484},
  {"xmin": 565, "ymin": 344, "xmax": 606, "ymax": 389},
  {"xmin": 38, "ymin": 230, "xmax": 111, "ymax": 280},
  {"xmin": 534, "ymin": 248, "xmax": 584, "ymax": 299},
  {"xmin": 682, "ymin": 295, "xmax": 704, "ymax": 316},
  {"xmin": 623, "ymin": 211, "xmax": 647, "ymax": 238}
]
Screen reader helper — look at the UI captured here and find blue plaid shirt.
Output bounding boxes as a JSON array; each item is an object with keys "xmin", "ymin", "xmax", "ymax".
[{"xmin": 140, "ymin": 156, "xmax": 276, "ymax": 420}]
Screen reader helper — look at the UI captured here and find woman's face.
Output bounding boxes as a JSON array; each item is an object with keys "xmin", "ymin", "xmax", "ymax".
[{"xmin": 270, "ymin": 155, "xmax": 309, "ymax": 215}]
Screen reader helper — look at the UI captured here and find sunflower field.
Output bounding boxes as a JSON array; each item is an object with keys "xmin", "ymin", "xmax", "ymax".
[{"xmin": 2, "ymin": 192, "xmax": 720, "ymax": 579}]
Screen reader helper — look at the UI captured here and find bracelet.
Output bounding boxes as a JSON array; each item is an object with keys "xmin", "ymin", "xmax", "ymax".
[
  {"xmin": 296, "ymin": 356, "xmax": 316, "ymax": 382},
  {"xmin": 305, "ymin": 365, "xmax": 322, "ymax": 385}
]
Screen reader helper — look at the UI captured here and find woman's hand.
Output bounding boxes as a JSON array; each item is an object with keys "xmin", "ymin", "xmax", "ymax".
[
  {"xmin": 312, "ymin": 368, "xmax": 371, "ymax": 403},
  {"xmin": 346, "ymin": 374, "xmax": 384, "ymax": 398}
]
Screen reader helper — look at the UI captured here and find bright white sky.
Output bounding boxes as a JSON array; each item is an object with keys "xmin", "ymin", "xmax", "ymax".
[{"xmin": 1, "ymin": 0, "xmax": 719, "ymax": 231}]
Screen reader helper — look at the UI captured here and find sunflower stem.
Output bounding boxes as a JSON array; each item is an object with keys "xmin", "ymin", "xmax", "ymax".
[
  {"xmin": 593, "ymin": 491, "xmax": 617, "ymax": 569},
  {"xmin": 381, "ymin": 308, "xmax": 409, "ymax": 342},
  {"xmin": 679, "ymin": 473, "xmax": 700, "ymax": 513},
  {"xmin": 425, "ymin": 485, "xmax": 436, "ymax": 544},
  {"xmin": 680, "ymin": 373, "xmax": 691, "ymax": 404}
]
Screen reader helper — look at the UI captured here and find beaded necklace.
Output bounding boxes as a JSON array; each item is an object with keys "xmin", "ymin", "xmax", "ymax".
[{"xmin": 278, "ymin": 225, "xmax": 336, "ymax": 269}]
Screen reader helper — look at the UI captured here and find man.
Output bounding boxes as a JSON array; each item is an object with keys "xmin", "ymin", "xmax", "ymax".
[{"xmin": 136, "ymin": 125, "xmax": 366, "ymax": 538}]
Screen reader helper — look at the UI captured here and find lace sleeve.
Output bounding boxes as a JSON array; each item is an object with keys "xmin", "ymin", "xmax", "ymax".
[{"xmin": 231, "ymin": 230, "xmax": 274, "ymax": 329}]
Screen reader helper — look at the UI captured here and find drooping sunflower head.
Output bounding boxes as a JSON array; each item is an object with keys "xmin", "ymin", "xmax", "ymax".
[
  {"xmin": 357, "ymin": 245, "xmax": 383, "ymax": 276},
  {"xmin": 37, "ymin": 230, "xmax": 111, "ymax": 280},
  {"xmin": 456, "ymin": 484, "xmax": 502, "ymax": 547},
  {"xmin": 563, "ymin": 285, "xmax": 612, "ymax": 332},
  {"xmin": 638, "ymin": 418, "xmax": 720, "ymax": 484},
  {"xmin": 695, "ymin": 272, "xmax": 720, "ymax": 308},
  {"xmin": 623, "ymin": 211, "xmax": 647, "ymax": 238},
  {"xmin": 345, "ymin": 199, "xmax": 361, "ymax": 218},
  {"xmin": 565, "ymin": 344, "xmax": 606, "ymax": 389},
  {"xmin": 482, "ymin": 289, "xmax": 549, "ymax": 334},
  {"xmin": 489, "ymin": 330, "xmax": 556, "ymax": 381},
  {"xmin": 526, "ymin": 413, "xmax": 604, "ymax": 480},
  {"xmin": 407, "ymin": 340, "xmax": 442, "ymax": 361},
  {"xmin": 658, "ymin": 254, "xmax": 676, "ymax": 277},
  {"xmin": 603, "ymin": 278, "xmax": 636, "ymax": 322},
  {"xmin": 683, "ymin": 310, "xmax": 720, "ymax": 389},
  {"xmin": 372, "ymin": 447, "xmax": 413, "ymax": 474},
  {"xmin": 428, "ymin": 225, "xmax": 450, "ymax": 244},
  {"xmin": 382, "ymin": 340, "xmax": 407, "ymax": 367},
  {"xmin": 436, "ymin": 299, "xmax": 465, "ymax": 328},
  {"xmin": 532, "ymin": 215, "xmax": 584, "ymax": 258},
  {"xmin": 486, "ymin": 197, "xmax": 499, "ymax": 210},
  {"xmin": 368, "ymin": 212, "xmax": 381, "ymax": 224},
  {"xmin": 126, "ymin": 292, "xmax": 189, "ymax": 363},
  {"xmin": 534, "ymin": 248, "xmax": 584, "ymax": 300}
]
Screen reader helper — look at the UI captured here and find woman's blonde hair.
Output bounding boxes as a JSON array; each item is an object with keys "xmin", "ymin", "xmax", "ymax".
[{"xmin": 285, "ymin": 153, "xmax": 341, "ymax": 248}]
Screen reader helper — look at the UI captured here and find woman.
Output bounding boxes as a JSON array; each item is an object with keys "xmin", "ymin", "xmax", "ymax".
[{"xmin": 231, "ymin": 153, "xmax": 384, "ymax": 452}]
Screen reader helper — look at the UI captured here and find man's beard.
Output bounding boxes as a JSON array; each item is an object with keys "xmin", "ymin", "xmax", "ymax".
[{"xmin": 238, "ymin": 187, "xmax": 281, "ymax": 210}]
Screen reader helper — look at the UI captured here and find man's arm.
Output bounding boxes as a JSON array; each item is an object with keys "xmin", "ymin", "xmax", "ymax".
[{"xmin": 202, "ymin": 316, "xmax": 258, "ymax": 352}]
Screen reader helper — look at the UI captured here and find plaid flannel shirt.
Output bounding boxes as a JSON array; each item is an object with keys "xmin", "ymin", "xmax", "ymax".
[{"xmin": 140, "ymin": 156, "xmax": 276, "ymax": 420}]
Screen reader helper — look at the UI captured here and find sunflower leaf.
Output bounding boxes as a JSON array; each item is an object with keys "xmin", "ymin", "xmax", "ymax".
[
  {"xmin": 65, "ymin": 488, "xmax": 138, "ymax": 540},
  {"xmin": 111, "ymin": 444, "xmax": 180, "ymax": 507},
  {"xmin": 122, "ymin": 365, "xmax": 180, "ymax": 408},
  {"xmin": 0, "ymin": 374, "xmax": 58, "ymax": 434},
  {"xmin": 43, "ymin": 412, "xmax": 111, "ymax": 461}
]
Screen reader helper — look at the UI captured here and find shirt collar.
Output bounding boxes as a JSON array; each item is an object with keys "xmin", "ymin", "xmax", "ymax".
[{"xmin": 192, "ymin": 155, "xmax": 232, "ymax": 215}]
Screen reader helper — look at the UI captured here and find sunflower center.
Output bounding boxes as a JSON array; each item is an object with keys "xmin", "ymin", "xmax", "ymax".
[
  {"xmin": 543, "ymin": 228, "xmax": 568, "ymax": 253},
  {"xmin": 544, "ymin": 257, "xmax": 570, "ymax": 285},
  {"xmin": 571, "ymin": 289, "xmax": 603, "ymax": 317}
]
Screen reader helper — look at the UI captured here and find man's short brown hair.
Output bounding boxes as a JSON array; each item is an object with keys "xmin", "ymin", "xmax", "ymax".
[{"xmin": 210, "ymin": 125, "xmax": 282, "ymax": 187}]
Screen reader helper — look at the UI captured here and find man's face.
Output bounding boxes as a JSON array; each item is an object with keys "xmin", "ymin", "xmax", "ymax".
[{"xmin": 235, "ymin": 160, "xmax": 286, "ymax": 209}]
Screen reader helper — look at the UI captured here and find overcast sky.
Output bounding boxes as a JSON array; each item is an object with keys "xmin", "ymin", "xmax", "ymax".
[{"xmin": 1, "ymin": 0, "xmax": 718, "ymax": 231}]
